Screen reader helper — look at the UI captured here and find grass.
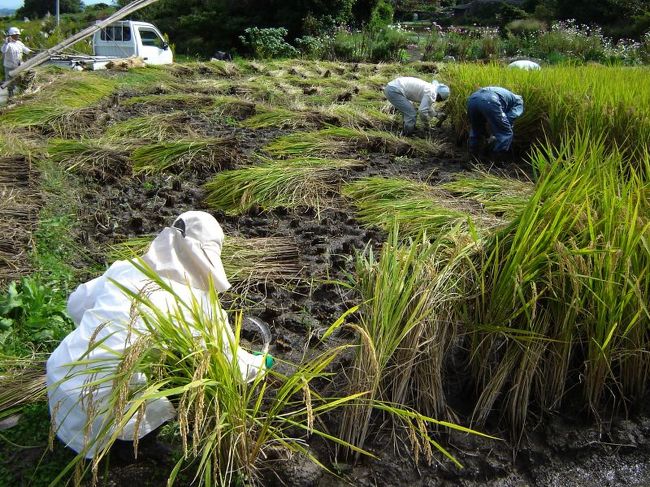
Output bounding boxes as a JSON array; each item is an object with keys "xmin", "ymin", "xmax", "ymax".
[
  {"xmin": 204, "ymin": 157, "xmax": 363, "ymax": 215},
  {"xmin": 343, "ymin": 176, "xmax": 504, "ymax": 239},
  {"xmin": 131, "ymin": 137, "xmax": 237, "ymax": 175}
]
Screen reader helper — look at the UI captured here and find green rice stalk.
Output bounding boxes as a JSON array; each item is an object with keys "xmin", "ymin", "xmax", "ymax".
[
  {"xmin": 0, "ymin": 356, "xmax": 47, "ymax": 420},
  {"xmin": 131, "ymin": 137, "xmax": 237, "ymax": 175},
  {"xmin": 467, "ymin": 133, "xmax": 649, "ymax": 436},
  {"xmin": 204, "ymin": 157, "xmax": 363, "ymax": 215},
  {"xmin": 105, "ymin": 113, "xmax": 206, "ymax": 141},
  {"xmin": 343, "ymin": 176, "xmax": 504, "ymax": 239},
  {"xmin": 0, "ymin": 75, "xmax": 116, "ymax": 131},
  {"xmin": 266, "ymin": 127, "xmax": 442, "ymax": 158},
  {"xmin": 328, "ymin": 229, "xmax": 489, "ymax": 462},
  {"xmin": 440, "ymin": 171, "xmax": 534, "ymax": 218},
  {"xmin": 47, "ymin": 138, "xmax": 133, "ymax": 176}
]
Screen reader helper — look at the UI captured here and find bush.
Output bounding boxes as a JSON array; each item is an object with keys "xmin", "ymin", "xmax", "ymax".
[
  {"xmin": 505, "ymin": 18, "xmax": 546, "ymax": 37},
  {"xmin": 332, "ymin": 25, "xmax": 408, "ymax": 62},
  {"xmin": 239, "ymin": 27, "xmax": 299, "ymax": 59}
]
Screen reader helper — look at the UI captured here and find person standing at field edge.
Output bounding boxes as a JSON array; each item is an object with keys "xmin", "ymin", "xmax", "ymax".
[
  {"xmin": 384, "ymin": 76, "xmax": 450, "ymax": 136},
  {"xmin": 2, "ymin": 27, "xmax": 32, "ymax": 97},
  {"xmin": 467, "ymin": 86, "xmax": 524, "ymax": 160}
]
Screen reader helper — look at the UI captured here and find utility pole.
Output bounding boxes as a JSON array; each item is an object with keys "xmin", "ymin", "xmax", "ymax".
[{"xmin": 56, "ymin": 0, "xmax": 60, "ymax": 26}]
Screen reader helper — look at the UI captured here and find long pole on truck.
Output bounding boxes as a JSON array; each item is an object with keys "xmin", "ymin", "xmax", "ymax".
[{"xmin": 1, "ymin": 0, "xmax": 160, "ymax": 89}]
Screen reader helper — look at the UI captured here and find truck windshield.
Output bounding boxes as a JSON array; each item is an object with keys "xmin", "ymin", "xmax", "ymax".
[
  {"xmin": 100, "ymin": 25, "xmax": 131, "ymax": 42},
  {"xmin": 138, "ymin": 28, "xmax": 165, "ymax": 48}
]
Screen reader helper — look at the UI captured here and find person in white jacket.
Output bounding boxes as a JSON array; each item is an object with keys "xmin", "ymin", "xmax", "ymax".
[
  {"xmin": 384, "ymin": 77, "xmax": 450, "ymax": 136},
  {"xmin": 2, "ymin": 27, "xmax": 32, "ymax": 97},
  {"xmin": 46, "ymin": 211, "xmax": 269, "ymax": 460}
]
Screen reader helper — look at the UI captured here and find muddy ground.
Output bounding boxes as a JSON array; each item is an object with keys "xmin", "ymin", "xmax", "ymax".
[{"xmin": 3, "ymin": 66, "xmax": 650, "ymax": 486}]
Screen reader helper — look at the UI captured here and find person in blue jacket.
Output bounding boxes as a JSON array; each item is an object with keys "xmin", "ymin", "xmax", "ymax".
[{"xmin": 467, "ymin": 86, "xmax": 524, "ymax": 157}]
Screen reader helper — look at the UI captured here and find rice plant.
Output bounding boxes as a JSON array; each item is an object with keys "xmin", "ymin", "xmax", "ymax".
[
  {"xmin": 240, "ymin": 107, "xmax": 315, "ymax": 130},
  {"xmin": 266, "ymin": 127, "xmax": 442, "ymax": 158},
  {"xmin": 343, "ymin": 176, "xmax": 503, "ymax": 239},
  {"xmin": 120, "ymin": 93, "xmax": 218, "ymax": 111},
  {"xmin": 47, "ymin": 138, "xmax": 133, "ymax": 176},
  {"xmin": 442, "ymin": 64, "xmax": 650, "ymax": 158},
  {"xmin": 108, "ymin": 236, "xmax": 301, "ymax": 283},
  {"xmin": 0, "ymin": 75, "xmax": 117, "ymax": 131},
  {"xmin": 440, "ymin": 171, "xmax": 534, "ymax": 218},
  {"xmin": 466, "ymin": 133, "xmax": 650, "ymax": 435},
  {"xmin": 0, "ymin": 355, "xmax": 47, "ymax": 420},
  {"xmin": 105, "ymin": 113, "xmax": 207, "ymax": 141},
  {"xmin": 131, "ymin": 137, "xmax": 237, "ymax": 175},
  {"xmin": 0, "ymin": 129, "xmax": 39, "ymax": 159},
  {"xmin": 329, "ymin": 229, "xmax": 489, "ymax": 462},
  {"xmin": 204, "ymin": 157, "xmax": 363, "ymax": 214}
]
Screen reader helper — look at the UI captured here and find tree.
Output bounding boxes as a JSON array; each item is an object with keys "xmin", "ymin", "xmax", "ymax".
[{"xmin": 17, "ymin": 0, "xmax": 83, "ymax": 19}]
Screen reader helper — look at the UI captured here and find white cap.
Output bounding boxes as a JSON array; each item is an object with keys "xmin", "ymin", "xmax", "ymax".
[
  {"xmin": 142, "ymin": 211, "xmax": 231, "ymax": 292},
  {"xmin": 436, "ymin": 83, "xmax": 450, "ymax": 100},
  {"xmin": 7, "ymin": 27, "xmax": 21, "ymax": 36}
]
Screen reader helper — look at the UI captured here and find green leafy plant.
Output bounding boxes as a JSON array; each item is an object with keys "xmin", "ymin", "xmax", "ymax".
[
  {"xmin": 0, "ymin": 277, "xmax": 73, "ymax": 355},
  {"xmin": 239, "ymin": 27, "xmax": 299, "ymax": 59}
]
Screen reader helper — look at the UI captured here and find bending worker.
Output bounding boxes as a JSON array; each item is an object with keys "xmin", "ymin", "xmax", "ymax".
[
  {"xmin": 46, "ymin": 211, "xmax": 270, "ymax": 459},
  {"xmin": 467, "ymin": 86, "xmax": 524, "ymax": 158},
  {"xmin": 2, "ymin": 27, "xmax": 32, "ymax": 97},
  {"xmin": 384, "ymin": 76, "xmax": 450, "ymax": 136}
]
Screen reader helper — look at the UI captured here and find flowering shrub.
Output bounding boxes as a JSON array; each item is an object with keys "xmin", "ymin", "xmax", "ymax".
[{"xmin": 418, "ymin": 20, "xmax": 650, "ymax": 65}]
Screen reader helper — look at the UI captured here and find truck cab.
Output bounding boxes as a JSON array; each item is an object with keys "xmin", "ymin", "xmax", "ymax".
[{"xmin": 92, "ymin": 20, "xmax": 173, "ymax": 65}]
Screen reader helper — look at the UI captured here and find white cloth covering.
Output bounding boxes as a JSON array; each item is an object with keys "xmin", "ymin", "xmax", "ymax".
[
  {"xmin": 46, "ymin": 211, "xmax": 265, "ymax": 458},
  {"xmin": 386, "ymin": 77, "xmax": 443, "ymax": 123},
  {"xmin": 2, "ymin": 39, "xmax": 31, "ymax": 69},
  {"xmin": 508, "ymin": 60, "xmax": 541, "ymax": 70}
]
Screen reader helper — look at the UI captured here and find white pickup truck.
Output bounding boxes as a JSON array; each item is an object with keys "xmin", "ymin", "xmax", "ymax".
[{"xmin": 49, "ymin": 20, "xmax": 173, "ymax": 70}]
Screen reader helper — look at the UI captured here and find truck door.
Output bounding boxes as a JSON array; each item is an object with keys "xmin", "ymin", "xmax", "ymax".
[
  {"xmin": 94, "ymin": 24, "xmax": 135, "ymax": 57},
  {"xmin": 135, "ymin": 26, "xmax": 173, "ymax": 65}
]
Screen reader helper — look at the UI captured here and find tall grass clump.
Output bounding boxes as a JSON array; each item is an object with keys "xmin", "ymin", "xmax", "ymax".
[
  {"xmin": 204, "ymin": 157, "xmax": 362, "ymax": 215},
  {"xmin": 334, "ymin": 229, "xmax": 489, "ymax": 462},
  {"xmin": 343, "ymin": 177, "xmax": 504, "ymax": 239},
  {"xmin": 466, "ymin": 133, "xmax": 650, "ymax": 435},
  {"xmin": 51, "ymin": 262, "xmax": 367, "ymax": 486},
  {"xmin": 131, "ymin": 137, "xmax": 237, "ymax": 175},
  {"xmin": 442, "ymin": 64, "xmax": 650, "ymax": 158}
]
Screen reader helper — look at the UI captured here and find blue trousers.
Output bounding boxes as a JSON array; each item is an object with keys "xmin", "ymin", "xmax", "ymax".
[
  {"xmin": 467, "ymin": 90, "xmax": 513, "ymax": 153},
  {"xmin": 384, "ymin": 85, "xmax": 417, "ymax": 135}
]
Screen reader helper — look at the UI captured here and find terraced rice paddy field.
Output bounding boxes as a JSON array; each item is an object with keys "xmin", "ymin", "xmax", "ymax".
[{"xmin": 0, "ymin": 60, "xmax": 649, "ymax": 486}]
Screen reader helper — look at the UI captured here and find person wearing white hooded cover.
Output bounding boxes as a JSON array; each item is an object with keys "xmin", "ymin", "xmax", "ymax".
[
  {"xmin": 384, "ymin": 77, "xmax": 450, "ymax": 136},
  {"xmin": 46, "ymin": 211, "xmax": 268, "ymax": 459}
]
